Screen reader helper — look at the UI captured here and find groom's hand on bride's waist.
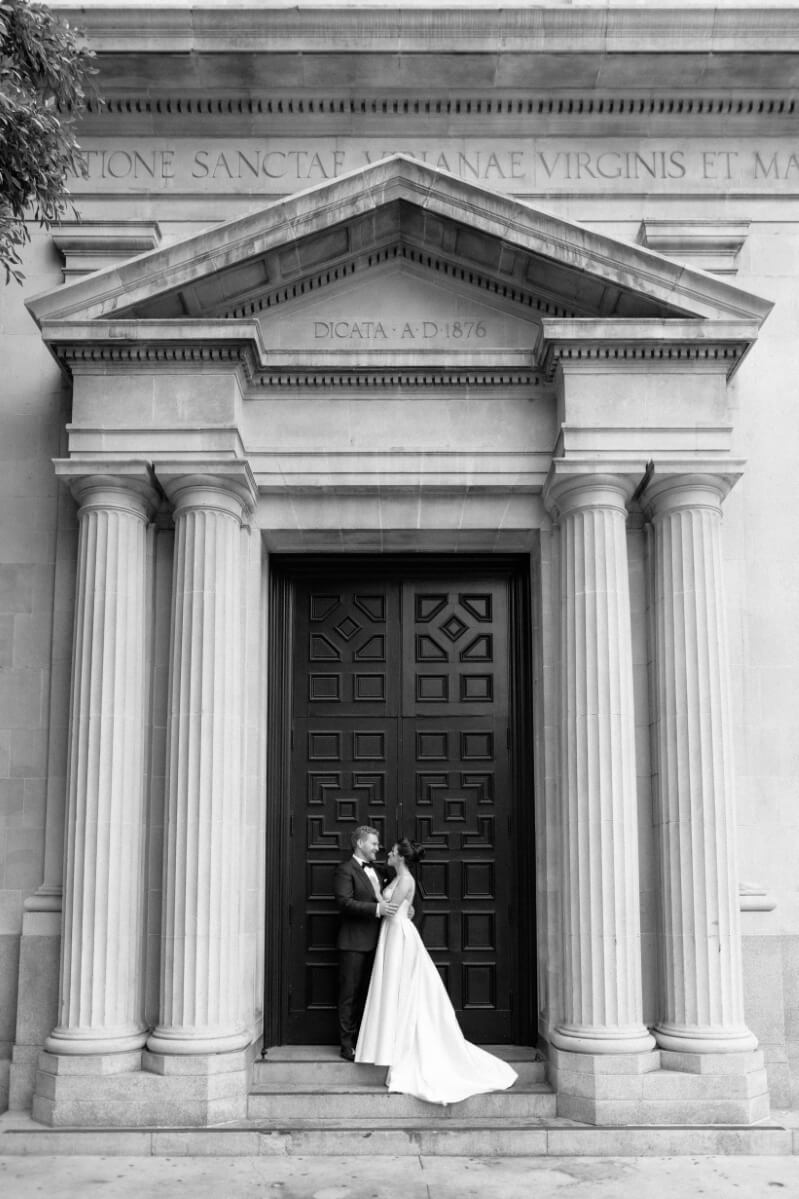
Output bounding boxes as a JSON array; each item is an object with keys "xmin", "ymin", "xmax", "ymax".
[{"xmin": 377, "ymin": 899, "xmax": 398, "ymax": 917}]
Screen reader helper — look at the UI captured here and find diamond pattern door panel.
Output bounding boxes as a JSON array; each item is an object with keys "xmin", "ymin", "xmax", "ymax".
[
  {"xmin": 402, "ymin": 582, "xmax": 508, "ymax": 717},
  {"xmin": 295, "ymin": 587, "xmax": 400, "ymax": 717},
  {"xmin": 287, "ymin": 570, "xmax": 514, "ymax": 1043}
]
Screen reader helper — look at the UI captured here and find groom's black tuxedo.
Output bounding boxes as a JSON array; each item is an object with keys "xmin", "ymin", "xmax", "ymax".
[
  {"xmin": 334, "ymin": 857, "xmax": 389, "ymax": 949},
  {"xmin": 334, "ymin": 856, "xmax": 389, "ymax": 1053}
]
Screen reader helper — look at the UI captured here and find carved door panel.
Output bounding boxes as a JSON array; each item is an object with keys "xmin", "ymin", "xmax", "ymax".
[
  {"xmin": 288, "ymin": 717, "xmax": 399, "ymax": 1040},
  {"xmin": 287, "ymin": 570, "xmax": 515, "ymax": 1043},
  {"xmin": 400, "ymin": 580, "xmax": 511, "ymax": 1040},
  {"xmin": 287, "ymin": 583, "xmax": 399, "ymax": 1041}
]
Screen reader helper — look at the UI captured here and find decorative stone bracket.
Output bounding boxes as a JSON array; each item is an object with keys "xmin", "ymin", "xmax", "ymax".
[
  {"xmin": 51, "ymin": 221, "xmax": 162, "ymax": 281},
  {"xmin": 638, "ymin": 220, "xmax": 750, "ymax": 277}
]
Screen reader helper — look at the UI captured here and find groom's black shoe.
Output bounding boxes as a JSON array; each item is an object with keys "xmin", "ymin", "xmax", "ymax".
[{"xmin": 340, "ymin": 1046, "xmax": 355, "ymax": 1061}]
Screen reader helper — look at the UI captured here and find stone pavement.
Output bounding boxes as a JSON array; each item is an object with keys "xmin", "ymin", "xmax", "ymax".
[{"xmin": 1, "ymin": 1154, "xmax": 799, "ymax": 1199}]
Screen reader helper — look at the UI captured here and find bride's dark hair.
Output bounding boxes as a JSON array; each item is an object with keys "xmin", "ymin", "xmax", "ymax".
[{"xmin": 396, "ymin": 837, "xmax": 425, "ymax": 866}]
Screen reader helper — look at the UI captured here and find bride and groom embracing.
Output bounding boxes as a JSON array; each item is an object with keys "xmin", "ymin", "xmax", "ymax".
[{"xmin": 333, "ymin": 825, "xmax": 518, "ymax": 1105}]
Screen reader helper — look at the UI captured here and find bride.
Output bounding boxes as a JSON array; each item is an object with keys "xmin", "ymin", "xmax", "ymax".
[{"xmin": 355, "ymin": 838, "xmax": 518, "ymax": 1105}]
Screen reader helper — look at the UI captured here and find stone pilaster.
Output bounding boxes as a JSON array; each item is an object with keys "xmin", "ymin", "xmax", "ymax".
[
  {"xmin": 147, "ymin": 466, "xmax": 256, "ymax": 1056},
  {"xmin": 647, "ymin": 474, "xmax": 757, "ymax": 1054},
  {"xmin": 45, "ymin": 464, "xmax": 158, "ymax": 1055},
  {"xmin": 544, "ymin": 471, "xmax": 654, "ymax": 1055}
]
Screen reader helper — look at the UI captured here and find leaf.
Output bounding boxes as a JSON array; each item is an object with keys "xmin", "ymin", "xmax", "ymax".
[{"xmin": 0, "ymin": 0, "xmax": 97, "ymax": 283}]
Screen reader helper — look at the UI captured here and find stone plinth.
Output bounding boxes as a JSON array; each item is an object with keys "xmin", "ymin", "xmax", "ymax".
[
  {"xmin": 32, "ymin": 1049, "xmax": 249, "ymax": 1127},
  {"xmin": 550, "ymin": 1046, "xmax": 769, "ymax": 1126}
]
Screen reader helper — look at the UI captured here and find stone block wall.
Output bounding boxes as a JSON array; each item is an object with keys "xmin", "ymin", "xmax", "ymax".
[{"xmin": 0, "ymin": 231, "xmax": 71, "ymax": 1112}]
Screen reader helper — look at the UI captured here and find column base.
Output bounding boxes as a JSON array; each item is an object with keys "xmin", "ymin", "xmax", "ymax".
[
  {"xmin": 32, "ymin": 1048, "xmax": 250, "ymax": 1127},
  {"xmin": 146, "ymin": 1026, "xmax": 251, "ymax": 1056},
  {"xmin": 44, "ymin": 1025, "xmax": 149, "ymax": 1056},
  {"xmin": 654, "ymin": 1023, "xmax": 759, "ymax": 1054},
  {"xmin": 551, "ymin": 1023, "xmax": 656, "ymax": 1055},
  {"xmin": 548, "ymin": 1045, "xmax": 769, "ymax": 1126}
]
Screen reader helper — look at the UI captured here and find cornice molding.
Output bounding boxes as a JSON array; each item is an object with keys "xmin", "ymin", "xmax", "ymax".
[
  {"xmin": 538, "ymin": 318, "xmax": 760, "ymax": 380},
  {"xmin": 81, "ymin": 93, "xmax": 799, "ymax": 121},
  {"xmin": 251, "ymin": 369, "xmax": 540, "ymax": 389},
  {"xmin": 51, "ymin": 338, "xmax": 542, "ymax": 390},
  {"xmin": 45, "ymin": 315, "xmax": 757, "ymax": 388}
]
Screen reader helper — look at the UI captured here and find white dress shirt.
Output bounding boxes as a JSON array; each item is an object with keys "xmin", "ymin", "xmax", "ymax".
[{"xmin": 353, "ymin": 855, "xmax": 383, "ymax": 909}]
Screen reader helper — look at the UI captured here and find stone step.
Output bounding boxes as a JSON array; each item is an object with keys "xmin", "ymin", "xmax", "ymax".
[
  {"xmin": 252, "ymin": 1045, "xmax": 546, "ymax": 1087},
  {"xmin": 247, "ymin": 1081, "xmax": 556, "ymax": 1120},
  {"xmin": 0, "ymin": 1115, "xmax": 794, "ymax": 1158}
]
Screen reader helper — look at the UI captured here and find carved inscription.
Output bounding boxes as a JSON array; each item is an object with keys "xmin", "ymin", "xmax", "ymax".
[
  {"xmin": 313, "ymin": 320, "xmax": 488, "ymax": 343},
  {"xmin": 72, "ymin": 138, "xmax": 799, "ymax": 195}
]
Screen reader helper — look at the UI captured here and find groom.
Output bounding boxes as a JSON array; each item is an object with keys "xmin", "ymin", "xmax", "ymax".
[{"xmin": 333, "ymin": 825, "xmax": 397, "ymax": 1061}]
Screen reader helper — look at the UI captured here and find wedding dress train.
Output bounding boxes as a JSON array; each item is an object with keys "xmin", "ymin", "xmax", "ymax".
[{"xmin": 355, "ymin": 883, "xmax": 518, "ymax": 1105}]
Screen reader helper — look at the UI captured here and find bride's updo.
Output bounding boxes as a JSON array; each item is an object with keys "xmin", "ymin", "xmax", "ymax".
[{"xmin": 396, "ymin": 837, "xmax": 425, "ymax": 866}]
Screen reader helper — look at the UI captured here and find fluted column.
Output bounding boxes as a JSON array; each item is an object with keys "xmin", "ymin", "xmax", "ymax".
[
  {"xmin": 46, "ymin": 466, "xmax": 157, "ymax": 1055},
  {"xmin": 545, "ymin": 472, "xmax": 654, "ymax": 1055},
  {"xmin": 147, "ymin": 467, "xmax": 256, "ymax": 1056},
  {"xmin": 647, "ymin": 475, "xmax": 757, "ymax": 1054}
]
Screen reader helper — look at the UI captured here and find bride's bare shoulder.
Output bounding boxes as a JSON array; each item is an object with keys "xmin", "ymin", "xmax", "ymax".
[{"xmin": 394, "ymin": 875, "xmax": 416, "ymax": 904}]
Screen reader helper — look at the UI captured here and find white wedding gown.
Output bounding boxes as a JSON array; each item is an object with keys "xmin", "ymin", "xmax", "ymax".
[{"xmin": 355, "ymin": 879, "xmax": 518, "ymax": 1104}]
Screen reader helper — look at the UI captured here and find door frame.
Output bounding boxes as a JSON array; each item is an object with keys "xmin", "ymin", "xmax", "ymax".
[{"xmin": 263, "ymin": 553, "xmax": 536, "ymax": 1046}]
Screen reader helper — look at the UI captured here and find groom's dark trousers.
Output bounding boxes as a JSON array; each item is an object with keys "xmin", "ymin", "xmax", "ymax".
[{"xmin": 334, "ymin": 857, "xmax": 387, "ymax": 1053}]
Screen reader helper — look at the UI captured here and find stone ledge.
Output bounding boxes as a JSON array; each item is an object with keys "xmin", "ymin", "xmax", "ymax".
[
  {"xmin": 558, "ymin": 1093, "xmax": 771, "ymax": 1127},
  {"xmin": 142, "ymin": 1049, "xmax": 252, "ymax": 1077},
  {"xmin": 37, "ymin": 1051, "xmax": 142, "ymax": 1077},
  {"xmin": 660, "ymin": 1049, "xmax": 765, "ymax": 1075},
  {"xmin": 548, "ymin": 1047, "xmax": 660, "ymax": 1076},
  {"xmin": 0, "ymin": 1116, "xmax": 794, "ymax": 1158}
]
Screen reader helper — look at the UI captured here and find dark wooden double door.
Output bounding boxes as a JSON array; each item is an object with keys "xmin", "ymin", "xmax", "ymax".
[{"xmin": 285, "ymin": 561, "xmax": 527, "ymax": 1044}]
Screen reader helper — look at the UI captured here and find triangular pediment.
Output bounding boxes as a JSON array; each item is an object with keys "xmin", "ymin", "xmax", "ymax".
[{"xmin": 28, "ymin": 154, "xmax": 772, "ymax": 339}]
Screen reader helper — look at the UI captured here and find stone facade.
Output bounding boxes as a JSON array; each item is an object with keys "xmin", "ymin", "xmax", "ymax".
[{"xmin": 1, "ymin": 1, "xmax": 798, "ymax": 1127}]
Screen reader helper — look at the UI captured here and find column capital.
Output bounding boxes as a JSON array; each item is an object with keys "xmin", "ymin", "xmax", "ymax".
[
  {"xmin": 543, "ymin": 465, "xmax": 635, "ymax": 520},
  {"xmin": 53, "ymin": 458, "xmax": 160, "ymax": 520},
  {"xmin": 153, "ymin": 459, "xmax": 257, "ymax": 523},
  {"xmin": 644, "ymin": 470, "xmax": 742, "ymax": 520}
]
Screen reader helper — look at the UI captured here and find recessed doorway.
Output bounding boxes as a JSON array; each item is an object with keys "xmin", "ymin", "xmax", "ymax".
[{"xmin": 264, "ymin": 556, "xmax": 535, "ymax": 1046}]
